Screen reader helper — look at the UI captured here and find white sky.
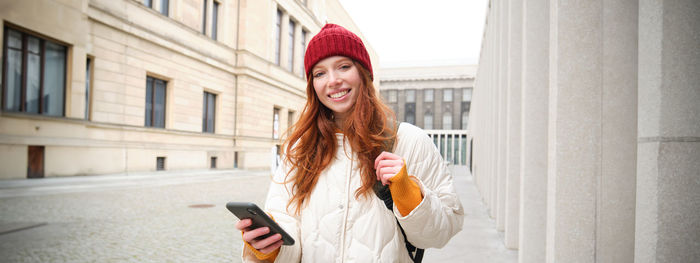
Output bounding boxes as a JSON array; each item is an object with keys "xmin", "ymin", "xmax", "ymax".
[{"xmin": 337, "ymin": 0, "xmax": 489, "ymax": 68}]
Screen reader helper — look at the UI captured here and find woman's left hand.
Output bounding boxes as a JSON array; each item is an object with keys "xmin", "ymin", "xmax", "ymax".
[{"xmin": 374, "ymin": 151, "xmax": 404, "ymax": 186}]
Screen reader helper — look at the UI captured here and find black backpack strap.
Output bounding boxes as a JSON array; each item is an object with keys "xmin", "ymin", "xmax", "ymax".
[{"xmin": 372, "ymin": 121, "xmax": 425, "ymax": 263}]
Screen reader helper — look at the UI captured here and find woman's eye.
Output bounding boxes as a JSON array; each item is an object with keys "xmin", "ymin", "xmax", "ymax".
[
  {"xmin": 313, "ymin": 71, "xmax": 325, "ymax": 78},
  {"xmin": 340, "ymin": 64, "xmax": 351, "ymax": 70}
]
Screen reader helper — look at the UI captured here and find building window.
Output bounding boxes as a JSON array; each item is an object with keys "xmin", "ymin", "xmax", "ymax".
[
  {"xmin": 461, "ymin": 100, "xmax": 470, "ymax": 129},
  {"xmin": 145, "ymin": 76, "xmax": 167, "ymax": 128},
  {"xmin": 160, "ymin": 0, "xmax": 169, "ymax": 16},
  {"xmin": 443, "ymin": 89, "xmax": 453, "ymax": 102},
  {"xmin": 156, "ymin": 157, "xmax": 166, "ymax": 171},
  {"xmin": 443, "ymin": 112, "xmax": 452, "ymax": 130},
  {"xmin": 143, "ymin": 0, "xmax": 153, "ymax": 8},
  {"xmin": 405, "ymin": 103, "xmax": 415, "ymax": 125},
  {"xmin": 85, "ymin": 56, "xmax": 93, "ymax": 119},
  {"xmin": 462, "ymin": 88, "xmax": 472, "ymax": 102},
  {"xmin": 288, "ymin": 20, "xmax": 296, "ymax": 71},
  {"xmin": 406, "ymin": 89, "xmax": 415, "ymax": 103},
  {"xmin": 201, "ymin": 0, "xmax": 208, "ymax": 34},
  {"xmin": 3, "ymin": 27, "xmax": 66, "ymax": 116},
  {"xmin": 275, "ymin": 9, "xmax": 282, "ymax": 65},
  {"xmin": 275, "ymin": 145, "xmax": 281, "ymax": 168},
  {"xmin": 388, "ymin": 90, "xmax": 397, "ymax": 103},
  {"xmin": 273, "ymin": 108, "xmax": 280, "ymax": 139},
  {"xmin": 202, "ymin": 91, "xmax": 216, "ymax": 133},
  {"xmin": 210, "ymin": 156, "xmax": 217, "ymax": 169},
  {"xmin": 300, "ymin": 29, "xmax": 308, "ymax": 76},
  {"xmin": 424, "ymin": 89, "xmax": 433, "ymax": 102},
  {"xmin": 288, "ymin": 110, "xmax": 295, "ymax": 130},
  {"xmin": 211, "ymin": 1, "xmax": 219, "ymax": 40},
  {"xmin": 461, "ymin": 112, "xmax": 469, "ymax": 129},
  {"xmin": 424, "ymin": 111, "xmax": 433, "ymax": 130}
]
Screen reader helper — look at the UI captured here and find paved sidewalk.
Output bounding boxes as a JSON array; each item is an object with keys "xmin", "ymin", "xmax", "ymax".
[
  {"xmin": 0, "ymin": 169, "xmax": 269, "ymax": 198},
  {"xmin": 0, "ymin": 167, "xmax": 518, "ymax": 262},
  {"xmin": 423, "ymin": 166, "xmax": 518, "ymax": 263},
  {"xmin": 0, "ymin": 169, "xmax": 271, "ymax": 262}
]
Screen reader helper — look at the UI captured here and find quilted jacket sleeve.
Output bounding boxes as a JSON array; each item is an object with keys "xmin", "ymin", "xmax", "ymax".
[
  {"xmin": 242, "ymin": 163, "xmax": 302, "ymax": 262},
  {"xmin": 393, "ymin": 124, "xmax": 465, "ymax": 249}
]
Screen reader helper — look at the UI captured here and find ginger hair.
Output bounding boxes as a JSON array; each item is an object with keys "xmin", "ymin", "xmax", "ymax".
[{"xmin": 282, "ymin": 62, "xmax": 396, "ymax": 215}]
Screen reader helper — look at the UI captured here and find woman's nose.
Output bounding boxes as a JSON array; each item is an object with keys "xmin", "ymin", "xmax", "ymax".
[{"xmin": 328, "ymin": 71, "xmax": 342, "ymax": 86}]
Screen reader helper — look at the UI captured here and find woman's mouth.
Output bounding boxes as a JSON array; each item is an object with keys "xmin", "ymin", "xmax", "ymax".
[{"xmin": 329, "ymin": 89, "xmax": 351, "ymax": 100}]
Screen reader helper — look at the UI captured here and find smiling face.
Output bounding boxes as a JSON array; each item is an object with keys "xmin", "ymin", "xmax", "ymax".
[{"xmin": 311, "ymin": 56, "xmax": 363, "ymax": 124}]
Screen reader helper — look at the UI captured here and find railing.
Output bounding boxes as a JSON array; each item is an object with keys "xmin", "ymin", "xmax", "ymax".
[{"xmin": 424, "ymin": 130, "xmax": 469, "ymax": 165}]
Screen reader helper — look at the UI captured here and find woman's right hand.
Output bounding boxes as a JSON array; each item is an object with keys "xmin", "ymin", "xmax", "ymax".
[{"xmin": 236, "ymin": 218, "xmax": 284, "ymax": 254}]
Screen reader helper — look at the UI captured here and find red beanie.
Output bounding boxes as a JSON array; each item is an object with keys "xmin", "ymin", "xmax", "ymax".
[{"xmin": 304, "ymin": 24, "xmax": 373, "ymax": 80}]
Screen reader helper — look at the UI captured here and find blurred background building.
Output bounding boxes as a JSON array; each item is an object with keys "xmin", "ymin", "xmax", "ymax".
[
  {"xmin": 379, "ymin": 65, "xmax": 475, "ymax": 165},
  {"xmin": 0, "ymin": 0, "xmax": 378, "ymax": 179}
]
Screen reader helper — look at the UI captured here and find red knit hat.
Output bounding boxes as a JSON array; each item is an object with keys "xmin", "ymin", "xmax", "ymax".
[{"xmin": 304, "ymin": 23, "xmax": 373, "ymax": 80}]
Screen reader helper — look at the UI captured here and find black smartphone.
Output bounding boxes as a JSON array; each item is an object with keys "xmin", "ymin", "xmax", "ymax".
[{"xmin": 226, "ymin": 202, "xmax": 295, "ymax": 246}]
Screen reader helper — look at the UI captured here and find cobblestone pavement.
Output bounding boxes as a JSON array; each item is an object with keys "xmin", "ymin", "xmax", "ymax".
[
  {"xmin": 0, "ymin": 170, "xmax": 271, "ymax": 263},
  {"xmin": 0, "ymin": 167, "xmax": 517, "ymax": 263}
]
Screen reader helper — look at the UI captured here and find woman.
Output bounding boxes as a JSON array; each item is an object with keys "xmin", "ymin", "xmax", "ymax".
[{"xmin": 236, "ymin": 23, "xmax": 464, "ymax": 262}]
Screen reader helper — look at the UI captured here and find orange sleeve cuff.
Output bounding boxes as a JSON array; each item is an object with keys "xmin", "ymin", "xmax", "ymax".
[
  {"xmin": 241, "ymin": 213, "xmax": 280, "ymax": 262},
  {"xmin": 388, "ymin": 161, "xmax": 424, "ymax": 216},
  {"xmin": 242, "ymin": 232, "xmax": 280, "ymax": 262}
]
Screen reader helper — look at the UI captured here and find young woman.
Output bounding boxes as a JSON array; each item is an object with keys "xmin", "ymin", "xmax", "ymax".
[{"xmin": 236, "ymin": 24, "xmax": 464, "ymax": 262}]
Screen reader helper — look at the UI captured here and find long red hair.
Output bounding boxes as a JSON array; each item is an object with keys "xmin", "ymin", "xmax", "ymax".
[{"xmin": 282, "ymin": 61, "xmax": 396, "ymax": 215}]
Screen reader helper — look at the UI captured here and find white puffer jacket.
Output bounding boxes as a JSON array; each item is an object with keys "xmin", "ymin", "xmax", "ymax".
[{"xmin": 243, "ymin": 123, "xmax": 464, "ymax": 262}]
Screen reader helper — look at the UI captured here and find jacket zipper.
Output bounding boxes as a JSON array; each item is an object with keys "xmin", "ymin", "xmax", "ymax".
[{"xmin": 338, "ymin": 150, "xmax": 353, "ymax": 262}]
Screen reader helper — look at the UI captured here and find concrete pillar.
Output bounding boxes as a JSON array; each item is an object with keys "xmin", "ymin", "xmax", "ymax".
[
  {"xmin": 518, "ymin": 0, "xmax": 549, "ymax": 261},
  {"xmin": 546, "ymin": 0, "xmax": 637, "ymax": 262},
  {"xmin": 489, "ymin": 0, "xmax": 498, "ymax": 211},
  {"xmin": 504, "ymin": 0, "xmax": 522, "ymax": 249},
  {"xmin": 598, "ymin": 0, "xmax": 638, "ymax": 261},
  {"xmin": 636, "ymin": 0, "xmax": 700, "ymax": 262},
  {"xmin": 496, "ymin": 0, "xmax": 509, "ymax": 231},
  {"xmin": 489, "ymin": 0, "xmax": 500, "ymax": 219},
  {"xmin": 476, "ymin": 4, "xmax": 495, "ymax": 201}
]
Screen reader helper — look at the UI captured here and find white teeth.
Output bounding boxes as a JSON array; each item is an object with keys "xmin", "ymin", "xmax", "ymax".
[{"xmin": 330, "ymin": 90, "xmax": 348, "ymax": 99}]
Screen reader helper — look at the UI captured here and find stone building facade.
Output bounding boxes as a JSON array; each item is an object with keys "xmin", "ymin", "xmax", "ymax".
[
  {"xmin": 0, "ymin": 0, "xmax": 378, "ymax": 179},
  {"xmin": 379, "ymin": 65, "xmax": 475, "ymax": 131},
  {"xmin": 468, "ymin": 0, "xmax": 699, "ymax": 262}
]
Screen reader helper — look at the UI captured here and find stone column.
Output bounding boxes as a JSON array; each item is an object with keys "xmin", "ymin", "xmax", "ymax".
[
  {"xmin": 636, "ymin": 0, "xmax": 700, "ymax": 262},
  {"xmin": 518, "ymin": 0, "xmax": 549, "ymax": 261},
  {"xmin": 478, "ymin": 4, "xmax": 496, "ymax": 203},
  {"xmin": 489, "ymin": 0, "xmax": 500, "ymax": 219},
  {"xmin": 546, "ymin": 1, "xmax": 601, "ymax": 260},
  {"xmin": 504, "ymin": 0, "xmax": 522, "ymax": 249},
  {"xmin": 496, "ymin": 0, "xmax": 509, "ymax": 231},
  {"xmin": 598, "ymin": 0, "xmax": 639, "ymax": 261},
  {"xmin": 546, "ymin": 0, "xmax": 637, "ymax": 262}
]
